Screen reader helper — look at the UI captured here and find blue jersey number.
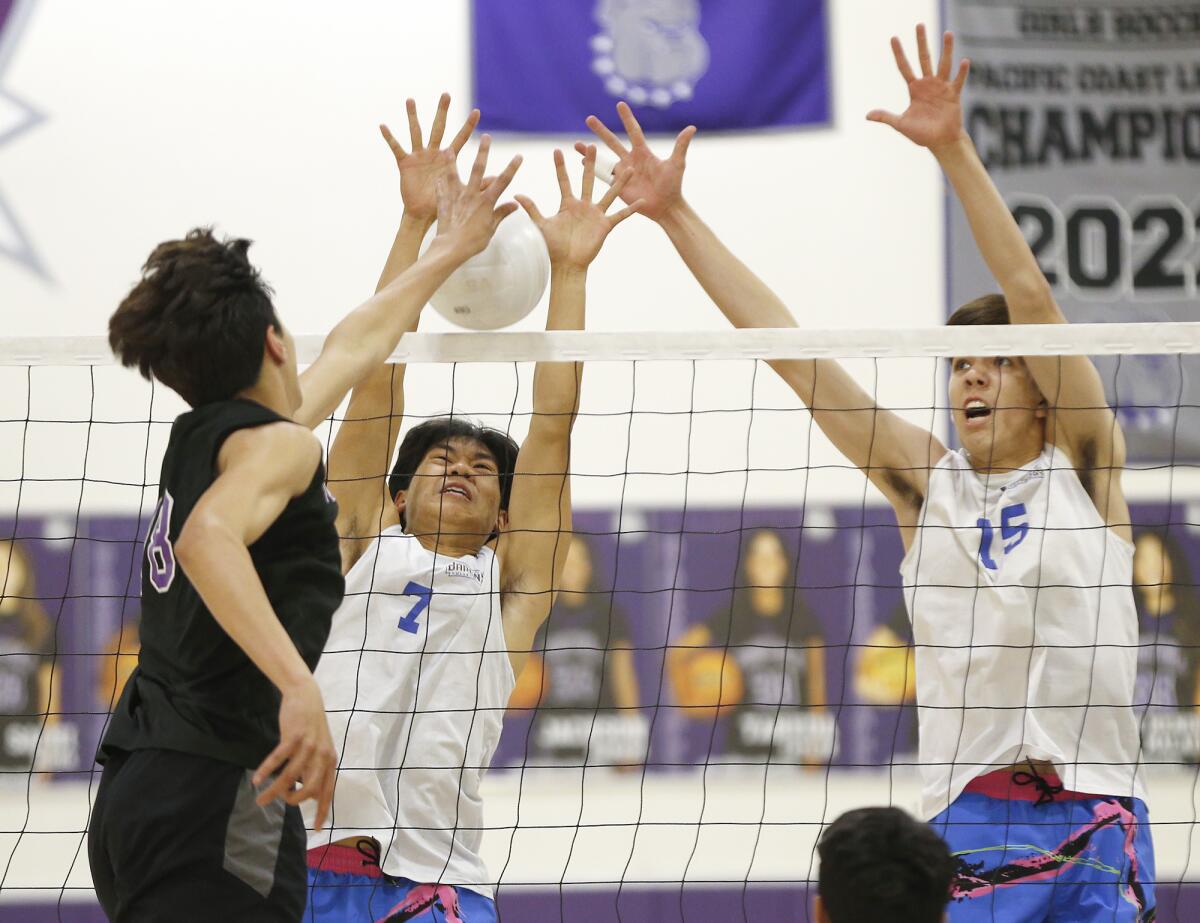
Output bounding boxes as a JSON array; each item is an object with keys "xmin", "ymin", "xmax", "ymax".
[
  {"xmin": 977, "ymin": 503, "xmax": 1029, "ymax": 571},
  {"xmin": 398, "ymin": 581, "xmax": 432, "ymax": 634}
]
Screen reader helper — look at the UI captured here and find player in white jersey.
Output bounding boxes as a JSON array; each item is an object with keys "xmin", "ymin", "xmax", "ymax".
[
  {"xmin": 580, "ymin": 26, "xmax": 1154, "ymax": 923},
  {"xmin": 303, "ymin": 95, "xmax": 642, "ymax": 923}
]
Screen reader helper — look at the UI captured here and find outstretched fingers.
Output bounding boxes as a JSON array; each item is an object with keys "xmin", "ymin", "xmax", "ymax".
[
  {"xmin": 586, "ymin": 114, "xmax": 631, "ymax": 160},
  {"xmin": 937, "ymin": 31, "xmax": 955, "ymax": 81},
  {"xmin": 450, "ymin": 109, "xmax": 481, "ymax": 154},
  {"xmin": 953, "ymin": 57, "xmax": 971, "ymax": 93},
  {"xmin": 865, "ymin": 109, "xmax": 901, "ymax": 129},
  {"xmin": 597, "ymin": 170, "xmax": 630, "ymax": 212},
  {"xmin": 671, "ymin": 125, "xmax": 697, "ymax": 164},
  {"xmin": 379, "ymin": 123, "xmax": 406, "ymax": 161},
  {"xmin": 514, "ymin": 194, "xmax": 545, "ymax": 225},
  {"xmin": 427, "ymin": 92, "xmax": 451, "ymax": 149},
  {"xmin": 553, "ymin": 148, "xmax": 573, "ymax": 202},
  {"xmin": 468, "ymin": 135, "xmax": 492, "ymax": 190},
  {"xmin": 406, "ymin": 98, "xmax": 423, "ymax": 152},
  {"xmin": 891, "ymin": 36, "xmax": 917, "ymax": 84},
  {"xmin": 493, "ymin": 201, "xmax": 519, "ymax": 225},
  {"xmin": 608, "ymin": 198, "xmax": 645, "ymax": 227},
  {"xmin": 485, "ymin": 153, "xmax": 523, "ymax": 202},
  {"xmin": 616, "ymin": 100, "xmax": 647, "ymax": 148},
  {"xmin": 581, "ymin": 145, "xmax": 597, "ymax": 203},
  {"xmin": 916, "ymin": 23, "xmax": 934, "ymax": 77}
]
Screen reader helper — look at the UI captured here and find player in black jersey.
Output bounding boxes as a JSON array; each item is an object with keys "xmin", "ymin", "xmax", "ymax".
[{"xmin": 86, "ymin": 138, "xmax": 522, "ymax": 923}]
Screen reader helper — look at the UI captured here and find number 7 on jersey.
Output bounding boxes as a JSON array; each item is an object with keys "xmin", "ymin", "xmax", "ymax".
[{"xmin": 398, "ymin": 581, "xmax": 432, "ymax": 634}]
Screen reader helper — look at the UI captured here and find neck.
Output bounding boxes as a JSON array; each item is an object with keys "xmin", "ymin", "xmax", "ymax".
[
  {"xmin": 749, "ymin": 586, "xmax": 785, "ymax": 614},
  {"xmin": 410, "ymin": 528, "xmax": 487, "ymax": 560},
  {"xmin": 236, "ymin": 379, "xmax": 292, "ymax": 418},
  {"xmin": 965, "ymin": 442, "xmax": 1042, "ymax": 475}
]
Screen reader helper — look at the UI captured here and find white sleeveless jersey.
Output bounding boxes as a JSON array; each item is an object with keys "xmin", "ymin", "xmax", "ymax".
[
  {"xmin": 304, "ymin": 527, "xmax": 514, "ymax": 897},
  {"xmin": 900, "ymin": 445, "xmax": 1147, "ymax": 821}
]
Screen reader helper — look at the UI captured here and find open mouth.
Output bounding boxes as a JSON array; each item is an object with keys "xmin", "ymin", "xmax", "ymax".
[
  {"xmin": 441, "ymin": 484, "xmax": 470, "ymax": 500},
  {"xmin": 964, "ymin": 399, "xmax": 992, "ymax": 420}
]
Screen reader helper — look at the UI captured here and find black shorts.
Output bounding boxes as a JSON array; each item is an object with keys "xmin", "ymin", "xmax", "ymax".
[{"xmin": 88, "ymin": 747, "xmax": 306, "ymax": 922}]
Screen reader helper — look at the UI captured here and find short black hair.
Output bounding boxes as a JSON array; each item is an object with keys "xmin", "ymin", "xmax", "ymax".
[
  {"xmin": 947, "ymin": 293, "xmax": 1009, "ymax": 327},
  {"xmin": 108, "ymin": 227, "xmax": 280, "ymax": 407},
  {"xmin": 388, "ymin": 418, "xmax": 520, "ymax": 510},
  {"xmin": 817, "ymin": 807, "xmax": 955, "ymax": 923}
]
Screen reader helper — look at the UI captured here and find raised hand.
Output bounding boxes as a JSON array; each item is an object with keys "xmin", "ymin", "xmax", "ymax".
[
  {"xmin": 380, "ymin": 93, "xmax": 480, "ymax": 223},
  {"xmin": 431, "ymin": 135, "xmax": 522, "ymax": 260},
  {"xmin": 515, "ymin": 146, "xmax": 643, "ymax": 271},
  {"xmin": 867, "ymin": 25, "xmax": 970, "ymax": 151},
  {"xmin": 576, "ymin": 101, "xmax": 695, "ymax": 223}
]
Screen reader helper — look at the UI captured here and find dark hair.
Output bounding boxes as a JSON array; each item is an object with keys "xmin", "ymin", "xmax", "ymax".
[
  {"xmin": 108, "ymin": 227, "xmax": 280, "ymax": 406},
  {"xmin": 817, "ymin": 807, "xmax": 955, "ymax": 923},
  {"xmin": 947, "ymin": 293, "xmax": 1009, "ymax": 327},
  {"xmin": 388, "ymin": 418, "xmax": 520, "ymax": 511}
]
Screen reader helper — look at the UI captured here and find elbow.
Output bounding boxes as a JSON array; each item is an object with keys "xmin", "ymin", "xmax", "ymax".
[{"xmin": 174, "ymin": 513, "xmax": 232, "ymax": 571}]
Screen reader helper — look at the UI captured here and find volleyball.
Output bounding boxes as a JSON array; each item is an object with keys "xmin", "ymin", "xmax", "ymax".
[
  {"xmin": 674, "ymin": 650, "xmax": 744, "ymax": 720},
  {"xmin": 428, "ymin": 213, "xmax": 550, "ymax": 330}
]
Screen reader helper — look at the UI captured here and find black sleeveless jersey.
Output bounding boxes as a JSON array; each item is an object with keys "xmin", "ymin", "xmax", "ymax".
[{"xmin": 99, "ymin": 399, "xmax": 344, "ymax": 770}]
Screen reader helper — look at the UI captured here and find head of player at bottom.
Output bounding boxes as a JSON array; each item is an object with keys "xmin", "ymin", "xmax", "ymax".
[{"xmin": 816, "ymin": 806, "xmax": 955, "ymax": 923}]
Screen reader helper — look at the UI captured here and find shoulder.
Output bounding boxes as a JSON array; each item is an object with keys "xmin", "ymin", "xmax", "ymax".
[
  {"xmin": 220, "ymin": 422, "xmax": 320, "ymax": 463},
  {"xmin": 217, "ymin": 422, "xmax": 322, "ymax": 488}
]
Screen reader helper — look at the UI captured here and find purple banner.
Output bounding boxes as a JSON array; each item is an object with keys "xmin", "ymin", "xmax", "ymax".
[
  {"xmin": 6, "ymin": 500, "xmax": 1200, "ymax": 778},
  {"xmin": 472, "ymin": 0, "xmax": 830, "ymax": 134}
]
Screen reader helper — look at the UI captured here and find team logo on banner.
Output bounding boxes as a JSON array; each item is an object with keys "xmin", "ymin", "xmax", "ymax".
[
  {"xmin": 473, "ymin": 0, "xmax": 829, "ymax": 134},
  {"xmin": 590, "ymin": 0, "xmax": 710, "ymax": 109},
  {"xmin": 0, "ymin": 0, "xmax": 44, "ymax": 278}
]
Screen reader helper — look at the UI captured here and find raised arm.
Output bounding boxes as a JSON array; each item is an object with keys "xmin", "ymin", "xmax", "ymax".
[
  {"xmin": 581, "ymin": 106, "xmax": 944, "ymax": 536},
  {"xmin": 291, "ymin": 134, "xmax": 522, "ymax": 431},
  {"xmin": 498, "ymin": 149, "xmax": 641, "ymax": 671},
  {"xmin": 868, "ymin": 26, "xmax": 1127, "ymax": 528},
  {"xmin": 327, "ymin": 95, "xmax": 481, "ymax": 569}
]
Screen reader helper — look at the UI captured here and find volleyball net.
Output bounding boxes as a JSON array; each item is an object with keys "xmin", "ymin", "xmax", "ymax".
[{"xmin": 2, "ymin": 323, "xmax": 1200, "ymax": 920}]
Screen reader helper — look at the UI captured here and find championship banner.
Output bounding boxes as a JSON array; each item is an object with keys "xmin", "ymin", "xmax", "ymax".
[
  {"xmin": 945, "ymin": 1, "xmax": 1200, "ymax": 463},
  {"xmin": 471, "ymin": 0, "xmax": 830, "ymax": 134}
]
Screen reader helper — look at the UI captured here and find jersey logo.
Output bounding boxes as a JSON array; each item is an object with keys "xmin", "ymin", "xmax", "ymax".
[
  {"xmin": 145, "ymin": 491, "xmax": 178, "ymax": 593},
  {"xmin": 445, "ymin": 560, "xmax": 485, "ymax": 584},
  {"xmin": 976, "ymin": 502, "xmax": 1030, "ymax": 571}
]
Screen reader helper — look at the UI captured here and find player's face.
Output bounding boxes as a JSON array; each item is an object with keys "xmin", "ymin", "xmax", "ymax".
[
  {"xmin": 948, "ymin": 355, "xmax": 1046, "ymax": 468},
  {"xmin": 745, "ymin": 531, "xmax": 789, "ymax": 588},
  {"xmin": 404, "ymin": 437, "xmax": 503, "ymax": 542}
]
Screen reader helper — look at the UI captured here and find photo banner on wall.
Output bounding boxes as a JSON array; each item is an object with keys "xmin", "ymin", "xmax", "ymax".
[
  {"xmin": 945, "ymin": 1, "xmax": 1200, "ymax": 463},
  {"xmin": 471, "ymin": 0, "xmax": 830, "ymax": 134}
]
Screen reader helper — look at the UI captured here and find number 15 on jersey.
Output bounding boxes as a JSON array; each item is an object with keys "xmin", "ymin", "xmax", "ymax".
[{"xmin": 977, "ymin": 503, "xmax": 1029, "ymax": 571}]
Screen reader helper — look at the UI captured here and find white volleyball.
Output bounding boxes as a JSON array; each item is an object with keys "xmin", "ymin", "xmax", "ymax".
[{"xmin": 427, "ymin": 215, "xmax": 550, "ymax": 330}]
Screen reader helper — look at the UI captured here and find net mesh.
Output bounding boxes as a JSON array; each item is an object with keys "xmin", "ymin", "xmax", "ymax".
[{"xmin": 2, "ymin": 325, "xmax": 1200, "ymax": 920}]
